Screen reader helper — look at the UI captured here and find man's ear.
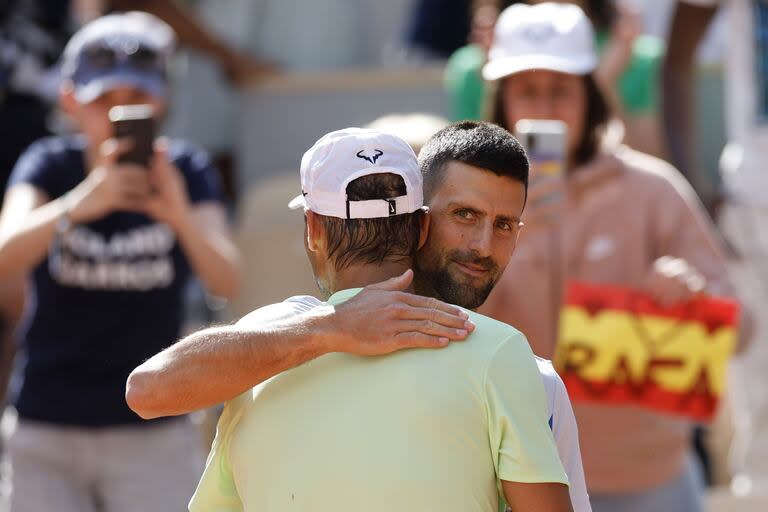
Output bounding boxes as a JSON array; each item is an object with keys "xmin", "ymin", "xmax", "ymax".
[
  {"xmin": 305, "ymin": 210, "xmax": 324, "ymax": 253},
  {"xmin": 417, "ymin": 209, "xmax": 431, "ymax": 251}
]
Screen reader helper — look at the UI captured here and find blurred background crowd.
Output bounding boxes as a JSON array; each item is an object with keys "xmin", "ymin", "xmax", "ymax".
[{"xmin": 0, "ymin": 0, "xmax": 767, "ymax": 511}]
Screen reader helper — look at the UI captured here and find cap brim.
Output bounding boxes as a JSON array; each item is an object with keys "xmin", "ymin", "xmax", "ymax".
[
  {"xmin": 74, "ymin": 72, "xmax": 167, "ymax": 104},
  {"xmin": 482, "ymin": 55, "xmax": 597, "ymax": 81},
  {"xmin": 288, "ymin": 194, "xmax": 306, "ymax": 210}
]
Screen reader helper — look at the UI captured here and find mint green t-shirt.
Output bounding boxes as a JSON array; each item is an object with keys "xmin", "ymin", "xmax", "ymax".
[{"xmin": 189, "ymin": 289, "xmax": 567, "ymax": 511}]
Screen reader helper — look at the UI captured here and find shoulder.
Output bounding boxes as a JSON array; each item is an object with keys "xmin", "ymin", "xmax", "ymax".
[
  {"xmin": 535, "ymin": 356, "xmax": 561, "ymax": 386},
  {"xmin": 631, "ymin": 34, "xmax": 665, "ymax": 63},
  {"xmin": 10, "ymin": 135, "xmax": 84, "ymax": 190},
  {"xmin": 166, "ymin": 139, "xmax": 215, "ymax": 174},
  {"xmin": 466, "ymin": 310, "xmax": 534, "ymax": 359},
  {"xmin": 535, "ymin": 356, "xmax": 565, "ymax": 403},
  {"xmin": 15, "ymin": 135, "xmax": 83, "ymax": 169},
  {"xmin": 236, "ymin": 295, "xmax": 322, "ymax": 327},
  {"xmin": 446, "ymin": 44, "xmax": 485, "ymax": 70},
  {"xmin": 614, "ymin": 146, "xmax": 697, "ymax": 201}
]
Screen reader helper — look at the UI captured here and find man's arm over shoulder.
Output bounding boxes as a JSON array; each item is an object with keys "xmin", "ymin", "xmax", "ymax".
[
  {"xmin": 484, "ymin": 331, "xmax": 571, "ymax": 511},
  {"xmin": 126, "ymin": 298, "xmax": 328, "ymax": 419},
  {"xmin": 126, "ymin": 273, "xmax": 473, "ymax": 419},
  {"xmin": 662, "ymin": 0, "xmax": 719, "ymax": 207}
]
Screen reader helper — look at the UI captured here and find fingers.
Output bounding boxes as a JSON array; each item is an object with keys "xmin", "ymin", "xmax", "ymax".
[
  {"xmin": 367, "ymin": 269, "xmax": 413, "ymax": 291},
  {"xmin": 397, "ymin": 305, "xmax": 473, "ymax": 332},
  {"xmin": 393, "ymin": 333, "xmax": 451, "ymax": 350},
  {"xmin": 99, "ymin": 137, "xmax": 134, "ymax": 167},
  {"xmin": 395, "ymin": 319, "xmax": 471, "ymax": 341},
  {"xmin": 645, "ymin": 257, "xmax": 706, "ymax": 306},
  {"xmin": 397, "ymin": 293, "xmax": 468, "ymax": 319}
]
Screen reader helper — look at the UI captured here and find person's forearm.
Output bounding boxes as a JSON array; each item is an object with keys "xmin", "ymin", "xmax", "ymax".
[
  {"xmin": 0, "ymin": 277, "xmax": 23, "ymax": 404},
  {"xmin": 173, "ymin": 214, "xmax": 241, "ymax": 299},
  {"xmin": 126, "ymin": 311, "xmax": 334, "ymax": 419},
  {"xmin": 0, "ymin": 197, "xmax": 67, "ymax": 279},
  {"xmin": 661, "ymin": 3, "xmax": 718, "ymax": 199}
]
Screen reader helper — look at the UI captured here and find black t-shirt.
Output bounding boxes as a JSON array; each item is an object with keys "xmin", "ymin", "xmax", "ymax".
[{"xmin": 8, "ymin": 135, "xmax": 222, "ymax": 427}]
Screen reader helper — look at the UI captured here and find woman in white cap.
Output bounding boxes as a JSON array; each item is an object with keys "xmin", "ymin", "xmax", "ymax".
[{"xmin": 478, "ymin": 3, "xmax": 743, "ymax": 511}]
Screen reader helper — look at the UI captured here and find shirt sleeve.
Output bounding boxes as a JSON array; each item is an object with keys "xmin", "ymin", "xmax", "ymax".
[
  {"xmin": 171, "ymin": 141, "xmax": 224, "ymax": 205},
  {"xmin": 549, "ymin": 369, "xmax": 592, "ymax": 512},
  {"xmin": 485, "ymin": 332, "xmax": 569, "ymax": 486},
  {"xmin": 7, "ymin": 138, "xmax": 66, "ymax": 197},
  {"xmin": 650, "ymin": 163, "xmax": 733, "ymax": 298},
  {"xmin": 188, "ymin": 397, "xmax": 245, "ymax": 512}
]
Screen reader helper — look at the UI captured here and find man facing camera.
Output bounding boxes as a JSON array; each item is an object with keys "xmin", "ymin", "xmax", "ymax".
[{"xmin": 189, "ymin": 127, "xmax": 572, "ymax": 511}]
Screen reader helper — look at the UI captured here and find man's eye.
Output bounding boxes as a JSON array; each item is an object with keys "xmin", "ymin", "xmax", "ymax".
[
  {"xmin": 497, "ymin": 221, "xmax": 512, "ymax": 231},
  {"xmin": 455, "ymin": 209, "xmax": 474, "ymax": 220}
]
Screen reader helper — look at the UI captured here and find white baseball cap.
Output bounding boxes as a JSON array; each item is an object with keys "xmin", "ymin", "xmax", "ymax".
[
  {"xmin": 288, "ymin": 128, "xmax": 425, "ymax": 219},
  {"xmin": 61, "ymin": 12, "xmax": 175, "ymax": 103},
  {"xmin": 482, "ymin": 2, "xmax": 598, "ymax": 81}
]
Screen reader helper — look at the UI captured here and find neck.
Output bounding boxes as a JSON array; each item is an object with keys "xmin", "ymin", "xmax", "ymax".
[{"xmin": 330, "ymin": 260, "xmax": 413, "ymax": 294}]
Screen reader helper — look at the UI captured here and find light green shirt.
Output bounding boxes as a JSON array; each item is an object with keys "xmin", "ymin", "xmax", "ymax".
[{"xmin": 189, "ymin": 289, "xmax": 568, "ymax": 511}]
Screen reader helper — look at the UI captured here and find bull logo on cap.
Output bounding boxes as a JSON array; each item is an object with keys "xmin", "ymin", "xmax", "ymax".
[{"xmin": 356, "ymin": 149, "xmax": 384, "ymax": 164}]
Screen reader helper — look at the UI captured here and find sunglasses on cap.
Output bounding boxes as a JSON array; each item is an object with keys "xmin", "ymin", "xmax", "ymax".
[{"xmin": 78, "ymin": 41, "xmax": 165, "ymax": 75}]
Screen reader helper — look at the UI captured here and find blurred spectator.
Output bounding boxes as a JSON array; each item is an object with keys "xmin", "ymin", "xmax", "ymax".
[
  {"xmin": 0, "ymin": 12, "xmax": 240, "ymax": 511},
  {"xmin": 444, "ymin": 1, "xmax": 665, "ymax": 156},
  {"xmin": 664, "ymin": 0, "xmax": 768, "ymax": 492},
  {"xmin": 443, "ymin": 2, "xmax": 501, "ymax": 120},
  {"xmin": 406, "ymin": 0, "xmax": 473, "ymax": 60},
  {"xmin": 477, "ymin": 3, "xmax": 741, "ymax": 510},
  {"xmin": 109, "ymin": 0, "xmax": 274, "ymax": 86},
  {"xmin": 0, "ymin": 0, "xmax": 271, "ymax": 189}
]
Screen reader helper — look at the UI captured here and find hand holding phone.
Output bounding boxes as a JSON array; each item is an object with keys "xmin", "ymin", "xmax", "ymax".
[{"xmin": 108, "ymin": 104, "xmax": 156, "ymax": 168}]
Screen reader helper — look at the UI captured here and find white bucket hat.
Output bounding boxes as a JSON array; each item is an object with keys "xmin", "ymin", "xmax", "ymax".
[
  {"xmin": 288, "ymin": 128, "xmax": 425, "ymax": 220},
  {"xmin": 482, "ymin": 2, "xmax": 598, "ymax": 81}
]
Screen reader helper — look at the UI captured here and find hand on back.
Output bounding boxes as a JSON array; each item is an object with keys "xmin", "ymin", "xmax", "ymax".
[{"xmin": 329, "ymin": 269, "xmax": 474, "ymax": 356}]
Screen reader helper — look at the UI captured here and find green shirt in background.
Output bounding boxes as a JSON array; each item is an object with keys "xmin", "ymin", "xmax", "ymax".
[
  {"xmin": 444, "ymin": 32, "xmax": 665, "ymax": 122},
  {"xmin": 190, "ymin": 288, "xmax": 568, "ymax": 511},
  {"xmin": 595, "ymin": 31, "xmax": 665, "ymax": 115},
  {"xmin": 445, "ymin": 44, "xmax": 487, "ymax": 122}
]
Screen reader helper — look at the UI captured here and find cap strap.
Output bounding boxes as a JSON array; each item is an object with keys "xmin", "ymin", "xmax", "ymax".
[{"xmin": 345, "ymin": 195, "xmax": 415, "ymax": 219}]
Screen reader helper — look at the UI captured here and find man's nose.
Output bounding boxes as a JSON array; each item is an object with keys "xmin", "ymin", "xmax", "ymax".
[{"xmin": 467, "ymin": 224, "xmax": 494, "ymax": 258}]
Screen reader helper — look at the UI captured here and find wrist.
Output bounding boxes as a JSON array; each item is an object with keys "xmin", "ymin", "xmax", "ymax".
[
  {"xmin": 167, "ymin": 206, "xmax": 194, "ymax": 234},
  {"xmin": 59, "ymin": 190, "xmax": 81, "ymax": 225},
  {"xmin": 309, "ymin": 306, "xmax": 344, "ymax": 355}
]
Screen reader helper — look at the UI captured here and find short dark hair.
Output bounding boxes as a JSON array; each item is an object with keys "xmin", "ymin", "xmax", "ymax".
[
  {"xmin": 490, "ymin": 73, "xmax": 610, "ymax": 167},
  {"xmin": 319, "ymin": 173, "xmax": 423, "ymax": 271},
  {"xmin": 418, "ymin": 120, "xmax": 529, "ymax": 200}
]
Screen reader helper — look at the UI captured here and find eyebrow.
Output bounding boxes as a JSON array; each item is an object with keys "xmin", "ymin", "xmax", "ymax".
[{"xmin": 447, "ymin": 203, "xmax": 521, "ymax": 223}]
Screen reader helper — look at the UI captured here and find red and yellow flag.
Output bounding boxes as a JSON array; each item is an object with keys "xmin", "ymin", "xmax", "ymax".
[{"xmin": 554, "ymin": 281, "xmax": 739, "ymax": 422}]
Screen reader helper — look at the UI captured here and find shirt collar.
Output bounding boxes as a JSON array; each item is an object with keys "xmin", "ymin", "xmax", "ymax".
[{"xmin": 326, "ymin": 288, "xmax": 363, "ymax": 306}]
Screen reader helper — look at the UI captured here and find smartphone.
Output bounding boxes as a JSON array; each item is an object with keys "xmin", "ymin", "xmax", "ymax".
[
  {"xmin": 514, "ymin": 119, "xmax": 567, "ymax": 178},
  {"xmin": 514, "ymin": 119, "xmax": 567, "ymax": 212},
  {"xmin": 108, "ymin": 104, "xmax": 156, "ymax": 167}
]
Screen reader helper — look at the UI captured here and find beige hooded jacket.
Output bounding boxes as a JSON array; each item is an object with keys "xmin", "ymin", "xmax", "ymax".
[{"xmin": 480, "ymin": 145, "xmax": 735, "ymax": 493}]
